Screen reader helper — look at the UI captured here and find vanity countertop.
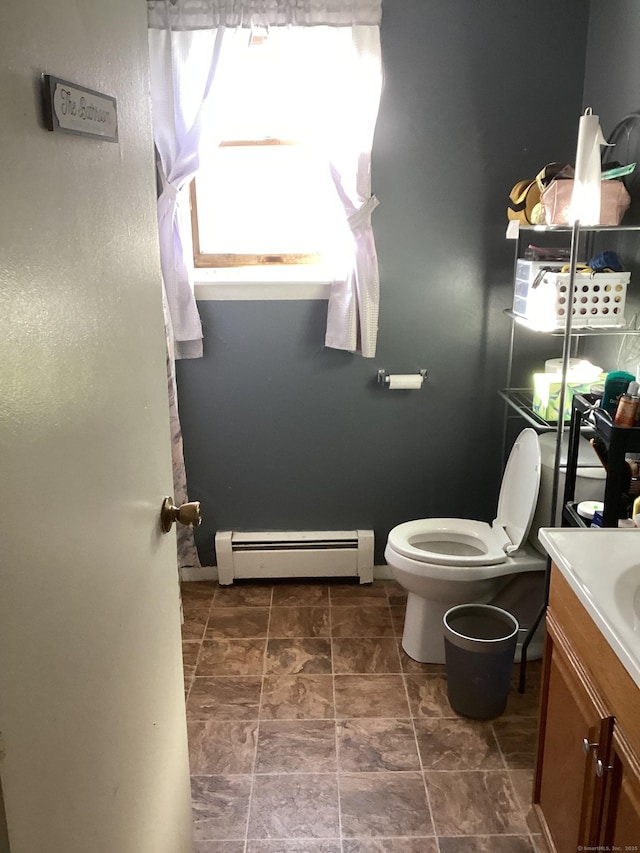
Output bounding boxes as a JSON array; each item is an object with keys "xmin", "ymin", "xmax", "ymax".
[{"xmin": 538, "ymin": 527, "xmax": 640, "ymax": 689}]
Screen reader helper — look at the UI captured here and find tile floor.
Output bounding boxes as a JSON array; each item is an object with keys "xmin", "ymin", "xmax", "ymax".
[{"xmin": 182, "ymin": 579, "xmax": 547, "ymax": 853}]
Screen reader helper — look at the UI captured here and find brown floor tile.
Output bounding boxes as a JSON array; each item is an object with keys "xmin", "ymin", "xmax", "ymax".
[
  {"xmin": 248, "ymin": 773, "xmax": 340, "ymax": 839},
  {"xmin": 398, "ymin": 644, "xmax": 447, "ymax": 675},
  {"xmin": 492, "ymin": 718, "xmax": 539, "ymax": 769},
  {"xmin": 187, "ymin": 676, "xmax": 262, "ymax": 721},
  {"xmin": 531, "ymin": 834, "xmax": 550, "ymax": 852},
  {"xmin": 334, "ymin": 675, "xmax": 410, "ymax": 718},
  {"xmin": 247, "ymin": 842, "xmax": 341, "ymax": 853},
  {"xmin": 331, "ymin": 605, "xmax": 394, "ymax": 638},
  {"xmin": 438, "ymin": 838, "xmax": 535, "ymax": 853},
  {"xmin": 269, "ymin": 606, "xmax": 331, "ymax": 638},
  {"xmin": 255, "ymin": 720, "xmax": 337, "ymax": 773},
  {"xmin": 515, "ymin": 659, "xmax": 543, "ymax": 679},
  {"xmin": 329, "ymin": 583, "xmax": 388, "ymax": 604},
  {"xmin": 196, "ymin": 639, "xmax": 266, "ymax": 676},
  {"xmin": 193, "ymin": 841, "xmax": 245, "ymax": 853},
  {"xmin": 339, "ymin": 772, "xmax": 434, "ymax": 837},
  {"xmin": 206, "ymin": 607, "xmax": 270, "ymax": 639},
  {"xmin": 213, "ymin": 584, "xmax": 273, "ymax": 608},
  {"xmin": 332, "ymin": 638, "xmax": 401, "ymax": 674},
  {"xmin": 343, "ymin": 840, "xmax": 438, "ymax": 853},
  {"xmin": 389, "ymin": 605, "xmax": 406, "ymax": 636},
  {"xmin": 182, "ymin": 641, "xmax": 201, "ymax": 676},
  {"xmin": 337, "ymin": 718, "xmax": 420, "ymax": 772},
  {"xmin": 386, "ymin": 592, "xmax": 408, "ymax": 607},
  {"xmin": 260, "ymin": 674, "xmax": 335, "ymax": 720},
  {"xmin": 504, "ymin": 673, "xmax": 542, "ymax": 718},
  {"xmin": 271, "ymin": 583, "xmax": 330, "ymax": 606},
  {"xmin": 182, "ymin": 592, "xmax": 214, "ymax": 615},
  {"xmin": 509, "ymin": 769, "xmax": 542, "ymax": 833},
  {"xmin": 182, "ymin": 581, "xmax": 217, "ymax": 602},
  {"xmin": 188, "ymin": 720, "xmax": 258, "ymax": 774},
  {"xmin": 181, "ymin": 601, "xmax": 211, "ymax": 641},
  {"xmin": 404, "ymin": 673, "xmax": 453, "ymax": 717},
  {"xmin": 509, "ymin": 768, "xmax": 534, "ymax": 810},
  {"xmin": 425, "ymin": 770, "xmax": 527, "ymax": 835},
  {"xmin": 414, "ymin": 718, "xmax": 504, "ymax": 770},
  {"xmin": 265, "ymin": 638, "xmax": 333, "ymax": 675},
  {"xmin": 191, "ymin": 774, "xmax": 252, "ymax": 841}
]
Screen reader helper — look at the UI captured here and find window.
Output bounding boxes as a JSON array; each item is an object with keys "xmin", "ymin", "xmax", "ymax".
[{"xmin": 189, "ymin": 25, "xmax": 372, "ymax": 278}]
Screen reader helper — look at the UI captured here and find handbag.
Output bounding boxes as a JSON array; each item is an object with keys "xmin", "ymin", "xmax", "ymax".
[
  {"xmin": 507, "ymin": 164, "xmax": 573, "ymax": 225},
  {"xmin": 541, "ymin": 178, "xmax": 631, "ymax": 226}
]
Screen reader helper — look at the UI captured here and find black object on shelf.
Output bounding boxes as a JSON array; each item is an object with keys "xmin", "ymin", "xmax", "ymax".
[{"xmin": 563, "ymin": 393, "xmax": 640, "ymax": 527}]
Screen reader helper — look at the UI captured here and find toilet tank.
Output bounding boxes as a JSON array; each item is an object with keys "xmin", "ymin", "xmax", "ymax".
[{"xmin": 529, "ymin": 432, "xmax": 606, "ymax": 555}]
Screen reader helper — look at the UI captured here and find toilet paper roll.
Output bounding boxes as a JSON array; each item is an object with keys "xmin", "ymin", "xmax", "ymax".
[
  {"xmin": 570, "ymin": 108, "xmax": 612, "ymax": 225},
  {"xmin": 387, "ymin": 374, "xmax": 423, "ymax": 390}
]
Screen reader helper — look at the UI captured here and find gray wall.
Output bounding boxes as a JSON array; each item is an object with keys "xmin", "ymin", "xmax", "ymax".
[
  {"xmin": 176, "ymin": 0, "xmax": 590, "ymax": 566},
  {"xmin": 584, "ymin": 0, "xmax": 640, "ymax": 134},
  {"xmin": 578, "ymin": 0, "xmax": 640, "ymax": 375}
]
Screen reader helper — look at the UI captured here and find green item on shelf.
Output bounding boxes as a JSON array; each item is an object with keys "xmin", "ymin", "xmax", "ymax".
[{"xmin": 601, "ymin": 370, "xmax": 635, "ymax": 416}]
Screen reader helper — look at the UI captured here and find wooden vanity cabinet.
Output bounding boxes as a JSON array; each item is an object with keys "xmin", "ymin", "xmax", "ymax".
[
  {"xmin": 601, "ymin": 731, "xmax": 640, "ymax": 847},
  {"xmin": 534, "ymin": 566, "xmax": 640, "ymax": 852}
]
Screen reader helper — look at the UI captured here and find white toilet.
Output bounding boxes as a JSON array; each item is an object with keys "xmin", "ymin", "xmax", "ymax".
[{"xmin": 384, "ymin": 428, "xmax": 547, "ymax": 664}]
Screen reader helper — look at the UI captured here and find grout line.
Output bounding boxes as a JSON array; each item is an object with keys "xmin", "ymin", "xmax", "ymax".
[
  {"xmin": 241, "ymin": 587, "xmax": 273, "ymax": 852},
  {"xmin": 182, "ymin": 590, "xmax": 216, "ymax": 698},
  {"xmin": 490, "ymin": 720, "xmax": 509, "ymax": 772},
  {"xmin": 401, "ymin": 649, "xmax": 440, "ymax": 844},
  {"xmin": 329, "ymin": 592, "xmax": 344, "ymax": 849}
]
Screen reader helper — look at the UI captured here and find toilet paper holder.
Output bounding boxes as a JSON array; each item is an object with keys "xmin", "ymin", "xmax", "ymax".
[{"xmin": 377, "ymin": 369, "xmax": 427, "ymax": 388}]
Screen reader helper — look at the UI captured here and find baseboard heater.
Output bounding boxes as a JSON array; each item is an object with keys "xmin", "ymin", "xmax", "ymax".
[{"xmin": 215, "ymin": 529, "xmax": 374, "ymax": 585}]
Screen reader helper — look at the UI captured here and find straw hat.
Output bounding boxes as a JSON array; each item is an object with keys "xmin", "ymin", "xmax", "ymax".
[{"xmin": 507, "ymin": 179, "xmax": 540, "ymax": 224}]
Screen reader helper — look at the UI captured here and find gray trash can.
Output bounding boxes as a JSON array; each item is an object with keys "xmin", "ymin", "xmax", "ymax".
[{"xmin": 443, "ymin": 603, "xmax": 519, "ymax": 719}]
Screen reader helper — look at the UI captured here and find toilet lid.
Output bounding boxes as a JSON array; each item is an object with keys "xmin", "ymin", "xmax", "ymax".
[{"xmin": 495, "ymin": 428, "xmax": 541, "ymax": 551}]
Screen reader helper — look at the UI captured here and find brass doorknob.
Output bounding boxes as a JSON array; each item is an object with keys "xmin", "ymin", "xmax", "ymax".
[{"xmin": 160, "ymin": 497, "xmax": 202, "ymax": 533}]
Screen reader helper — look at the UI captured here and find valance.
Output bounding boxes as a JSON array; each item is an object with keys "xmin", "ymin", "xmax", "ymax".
[{"xmin": 148, "ymin": 0, "xmax": 382, "ymax": 30}]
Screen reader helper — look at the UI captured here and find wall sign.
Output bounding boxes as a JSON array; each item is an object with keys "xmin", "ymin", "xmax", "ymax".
[{"xmin": 42, "ymin": 75, "xmax": 118, "ymax": 143}]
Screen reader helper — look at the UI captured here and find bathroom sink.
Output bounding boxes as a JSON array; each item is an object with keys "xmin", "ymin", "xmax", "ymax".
[
  {"xmin": 538, "ymin": 528, "xmax": 640, "ymax": 687},
  {"xmin": 614, "ymin": 564, "xmax": 640, "ymax": 635}
]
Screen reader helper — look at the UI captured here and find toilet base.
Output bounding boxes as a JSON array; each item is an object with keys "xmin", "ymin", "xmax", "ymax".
[
  {"xmin": 400, "ymin": 586, "xmax": 545, "ymax": 665},
  {"xmin": 401, "ymin": 592, "xmax": 456, "ymax": 664}
]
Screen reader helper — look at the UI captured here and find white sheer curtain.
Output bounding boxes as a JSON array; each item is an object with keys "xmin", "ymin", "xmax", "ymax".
[
  {"xmin": 323, "ymin": 25, "xmax": 382, "ymax": 358},
  {"xmin": 148, "ymin": 0, "xmax": 381, "ymax": 29},
  {"xmin": 148, "ymin": 0, "xmax": 383, "ymax": 357},
  {"xmin": 148, "ymin": 25, "xmax": 227, "ymax": 359}
]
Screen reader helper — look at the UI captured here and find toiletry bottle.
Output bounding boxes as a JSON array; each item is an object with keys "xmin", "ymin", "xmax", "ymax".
[
  {"xmin": 602, "ymin": 370, "xmax": 635, "ymax": 416},
  {"xmin": 614, "ymin": 385, "xmax": 639, "ymax": 427},
  {"xmin": 628, "ymin": 380, "xmax": 640, "ymax": 426}
]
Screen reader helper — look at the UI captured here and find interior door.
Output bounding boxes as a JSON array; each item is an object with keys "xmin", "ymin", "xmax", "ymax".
[{"xmin": 0, "ymin": 2, "xmax": 193, "ymax": 851}]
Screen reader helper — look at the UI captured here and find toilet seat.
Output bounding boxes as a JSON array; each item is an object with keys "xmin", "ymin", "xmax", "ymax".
[
  {"xmin": 386, "ymin": 429, "xmax": 541, "ymax": 568},
  {"xmin": 387, "ymin": 517, "xmax": 511, "ymax": 567}
]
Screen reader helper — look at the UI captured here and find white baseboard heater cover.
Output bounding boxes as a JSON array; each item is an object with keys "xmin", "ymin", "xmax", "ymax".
[{"xmin": 215, "ymin": 529, "xmax": 374, "ymax": 585}]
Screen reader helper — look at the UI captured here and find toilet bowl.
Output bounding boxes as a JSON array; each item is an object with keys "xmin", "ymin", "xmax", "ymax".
[{"xmin": 385, "ymin": 428, "xmax": 547, "ymax": 664}]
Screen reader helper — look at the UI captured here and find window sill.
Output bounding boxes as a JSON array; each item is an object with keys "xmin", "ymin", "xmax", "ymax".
[{"xmin": 193, "ymin": 267, "xmax": 332, "ymax": 301}]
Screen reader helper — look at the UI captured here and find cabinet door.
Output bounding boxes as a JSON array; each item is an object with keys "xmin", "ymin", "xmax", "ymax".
[
  {"xmin": 536, "ymin": 630, "xmax": 613, "ymax": 851},
  {"xmin": 600, "ymin": 731, "xmax": 640, "ymax": 847}
]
